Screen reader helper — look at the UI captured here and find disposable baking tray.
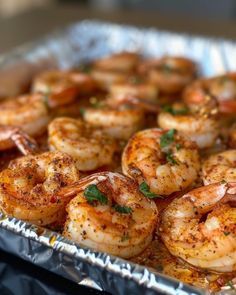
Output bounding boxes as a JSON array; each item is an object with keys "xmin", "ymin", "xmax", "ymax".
[{"xmin": 0, "ymin": 20, "xmax": 236, "ymax": 295}]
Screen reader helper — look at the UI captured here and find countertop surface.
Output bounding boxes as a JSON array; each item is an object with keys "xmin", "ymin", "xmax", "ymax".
[{"xmin": 1, "ymin": 4, "xmax": 236, "ymax": 54}]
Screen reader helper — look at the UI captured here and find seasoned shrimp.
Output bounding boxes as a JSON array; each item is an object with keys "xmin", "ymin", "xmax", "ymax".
[
  {"xmin": 160, "ymin": 182, "xmax": 236, "ymax": 272},
  {"xmin": 91, "ymin": 52, "xmax": 140, "ymax": 90},
  {"xmin": 138, "ymin": 56, "xmax": 197, "ymax": 94},
  {"xmin": 202, "ymin": 150, "xmax": 236, "ymax": 185},
  {"xmin": 83, "ymin": 107, "xmax": 145, "ymax": 140},
  {"xmin": 62, "ymin": 172, "xmax": 158, "ymax": 258},
  {"xmin": 122, "ymin": 128, "xmax": 200, "ymax": 195},
  {"xmin": 0, "ymin": 126, "xmax": 38, "ymax": 154},
  {"xmin": 0, "ymin": 94, "xmax": 49, "ymax": 137},
  {"xmin": 0, "ymin": 151, "xmax": 80, "ymax": 225},
  {"xmin": 93, "ymin": 52, "xmax": 140, "ymax": 72},
  {"xmin": 107, "ymin": 81, "xmax": 159, "ymax": 112},
  {"xmin": 157, "ymin": 103, "xmax": 219, "ymax": 148},
  {"xmin": 48, "ymin": 117, "xmax": 116, "ymax": 171},
  {"xmin": 184, "ymin": 73, "xmax": 236, "ymax": 114},
  {"xmin": 32, "ymin": 70, "xmax": 96, "ymax": 108}
]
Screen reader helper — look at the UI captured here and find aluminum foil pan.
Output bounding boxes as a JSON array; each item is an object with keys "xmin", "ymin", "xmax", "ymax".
[{"xmin": 0, "ymin": 20, "xmax": 236, "ymax": 294}]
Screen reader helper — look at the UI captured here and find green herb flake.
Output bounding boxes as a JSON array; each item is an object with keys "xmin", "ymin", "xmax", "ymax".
[
  {"xmin": 160, "ymin": 129, "xmax": 176, "ymax": 149},
  {"xmin": 139, "ymin": 181, "xmax": 163, "ymax": 199},
  {"xmin": 79, "ymin": 108, "xmax": 85, "ymax": 116},
  {"xmin": 113, "ymin": 204, "xmax": 132, "ymax": 214},
  {"xmin": 78, "ymin": 64, "xmax": 91, "ymax": 73},
  {"xmin": 84, "ymin": 184, "xmax": 108, "ymax": 205},
  {"xmin": 162, "ymin": 105, "xmax": 188, "ymax": 115},
  {"xmin": 224, "ymin": 231, "xmax": 230, "ymax": 236},
  {"xmin": 161, "ymin": 64, "xmax": 173, "ymax": 74},
  {"xmin": 227, "ymin": 280, "xmax": 236, "ymax": 290},
  {"xmin": 129, "ymin": 76, "xmax": 143, "ymax": 85},
  {"xmin": 166, "ymin": 152, "xmax": 178, "ymax": 165},
  {"xmin": 176, "ymin": 143, "xmax": 182, "ymax": 151},
  {"xmin": 121, "ymin": 234, "xmax": 130, "ymax": 242}
]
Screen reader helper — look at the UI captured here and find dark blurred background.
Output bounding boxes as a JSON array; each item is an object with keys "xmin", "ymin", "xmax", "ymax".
[{"xmin": 0, "ymin": 0, "xmax": 236, "ymax": 20}]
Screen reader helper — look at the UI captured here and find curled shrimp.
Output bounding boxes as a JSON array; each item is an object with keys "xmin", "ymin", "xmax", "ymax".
[
  {"xmin": 91, "ymin": 52, "xmax": 140, "ymax": 90},
  {"xmin": 83, "ymin": 107, "xmax": 145, "ymax": 140},
  {"xmin": 62, "ymin": 172, "xmax": 158, "ymax": 258},
  {"xmin": 0, "ymin": 151, "xmax": 80, "ymax": 226},
  {"xmin": 32, "ymin": 70, "xmax": 96, "ymax": 108},
  {"xmin": 160, "ymin": 182, "xmax": 236, "ymax": 272},
  {"xmin": 0, "ymin": 126, "xmax": 38, "ymax": 155},
  {"xmin": 48, "ymin": 117, "xmax": 117, "ymax": 171},
  {"xmin": 107, "ymin": 81, "xmax": 159, "ymax": 112},
  {"xmin": 138, "ymin": 56, "xmax": 197, "ymax": 94},
  {"xmin": 184, "ymin": 73, "xmax": 236, "ymax": 114},
  {"xmin": 122, "ymin": 128, "xmax": 200, "ymax": 195},
  {"xmin": 202, "ymin": 150, "xmax": 236, "ymax": 185},
  {"xmin": 0, "ymin": 94, "xmax": 49, "ymax": 137},
  {"xmin": 93, "ymin": 52, "xmax": 140, "ymax": 72},
  {"xmin": 157, "ymin": 102, "xmax": 219, "ymax": 148}
]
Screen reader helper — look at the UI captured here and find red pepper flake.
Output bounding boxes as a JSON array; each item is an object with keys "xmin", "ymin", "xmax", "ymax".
[{"xmin": 50, "ymin": 195, "xmax": 57, "ymax": 203}]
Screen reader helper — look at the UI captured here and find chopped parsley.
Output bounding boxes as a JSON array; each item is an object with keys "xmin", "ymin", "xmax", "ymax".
[
  {"xmin": 78, "ymin": 63, "xmax": 91, "ymax": 73},
  {"xmin": 176, "ymin": 143, "xmax": 182, "ymax": 150},
  {"xmin": 227, "ymin": 280, "xmax": 236, "ymax": 290},
  {"xmin": 165, "ymin": 152, "xmax": 178, "ymax": 165},
  {"xmin": 113, "ymin": 204, "xmax": 132, "ymax": 214},
  {"xmin": 129, "ymin": 76, "xmax": 143, "ymax": 84},
  {"xmin": 160, "ymin": 129, "xmax": 176, "ymax": 149},
  {"xmin": 79, "ymin": 108, "xmax": 85, "ymax": 116},
  {"xmin": 223, "ymin": 231, "xmax": 230, "ymax": 236},
  {"xmin": 121, "ymin": 234, "xmax": 130, "ymax": 242},
  {"xmin": 84, "ymin": 184, "xmax": 108, "ymax": 205},
  {"xmin": 162, "ymin": 105, "xmax": 189, "ymax": 115},
  {"xmin": 139, "ymin": 181, "xmax": 163, "ymax": 199}
]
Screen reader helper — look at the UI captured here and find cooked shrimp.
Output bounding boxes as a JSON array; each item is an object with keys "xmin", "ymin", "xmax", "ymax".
[
  {"xmin": 48, "ymin": 117, "xmax": 117, "ymax": 171},
  {"xmin": 62, "ymin": 172, "xmax": 158, "ymax": 258},
  {"xmin": 83, "ymin": 107, "xmax": 145, "ymax": 140},
  {"xmin": 202, "ymin": 150, "xmax": 236, "ymax": 185},
  {"xmin": 91, "ymin": 52, "xmax": 140, "ymax": 90},
  {"xmin": 157, "ymin": 103, "xmax": 219, "ymax": 148},
  {"xmin": 184, "ymin": 73, "xmax": 236, "ymax": 114},
  {"xmin": 122, "ymin": 128, "xmax": 200, "ymax": 195},
  {"xmin": 107, "ymin": 81, "xmax": 159, "ymax": 112},
  {"xmin": 0, "ymin": 126, "xmax": 38, "ymax": 154},
  {"xmin": 138, "ymin": 56, "xmax": 197, "ymax": 94},
  {"xmin": 0, "ymin": 94, "xmax": 49, "ymax": 137},
  {"xmin": 93, "ymin": 52, "xmax": 140, "ymax": 72},
  {"xmin": 32, "ymin": 70, "xmax": 96, "ymax": 108},
  {"xmin": 0, "ymin": 151, "xmax": 80, "ymax": 226},
  {"xmin": 160, "ymin": 182, "xmax": 236, "ymax": 272}
]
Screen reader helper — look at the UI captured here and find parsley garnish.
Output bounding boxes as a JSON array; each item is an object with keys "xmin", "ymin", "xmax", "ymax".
[
  {"xmin": 160, "ymin": 129, "xmax": 176, "ymax": 149},
  {"xmin": 224, "ymin": 231, "xmax": 230, "ymax": 236},
  {"xmin": 162, "ymin": 105, "xmax": 188, "ymax": 115},
  {"xmin": 84, "ymin": 184, "xmax": 108, "ymax": 205},
  {"xmin": 121, "ymin": 234, "xmax": 130, "ymax": 242},
  {"xmin": 161, "ymin": 64, "xmax": 173, "ymax": 74},
  {"xmin": 165, "ymin": 152, "xmax": 178, "ymax": 165},
  {"xmin": 79, "ymin": 108, "xmax": 85, "ymax": 116},
  {"xmin": 176, "ymin": 143, "xmax": 182, "ymax": 150},
  {"xmin": 227, "ymin": 280, "xmax": 236, "ymax": 290},
  {"xmin": 139, "ymin": 182, "xmax": 163, "ymax": 199},
  {"xmin": 113, "ymin": 204, "xmax": 132, "ymax": 214},
  {"xmin": 78, "ymin": 64, "xmax": 91, "ymax": 73}
]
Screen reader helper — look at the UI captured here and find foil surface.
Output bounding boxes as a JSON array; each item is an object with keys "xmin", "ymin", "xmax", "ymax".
[{"xmin": 0, "ymin": 20, "xmax": 236, "ymax": 294}]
